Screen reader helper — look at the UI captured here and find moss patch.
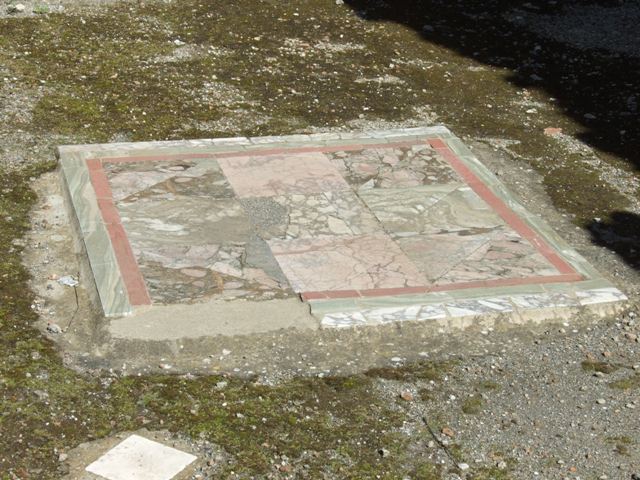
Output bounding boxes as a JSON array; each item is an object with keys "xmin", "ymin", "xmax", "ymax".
[
  {"xmin": 477, "ymin": 380, "xmax": 500, "ymax": 391},
  {"xmin": 608, "ymin": 374, "xmax": 640, "ymax": 390},
  {"xmin": 461, "ymin": 396, "xmax": 484, "ymax": 415},
  {"xmin": 0, "ymin": 160, "xmax": 448, "ymax": 477},
  {"xmin": 366, "ymin": 360, "xmax": 457, "ymax": 382},
  {"xmin": 606, "ymin": 436, "xmax": 635, "ymax": 456},
  {"xmin": 581, "ymin": 360, "xmax": 619, "ymax": 375}
]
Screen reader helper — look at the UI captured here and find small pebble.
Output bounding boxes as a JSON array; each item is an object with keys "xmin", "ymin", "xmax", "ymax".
[
  {"xmin": 400, "ymin": 390, "xmax": 414, "ymax": 402},
  {"xmin": 596, "ymin": 398, "xmax": 606, "ymax": 405},
  {"xmin": 46, "ymin": 323, "xmax": 62, "ymax": 334},
  {"xmin": 9, "ymin": 3, "xmax": 25, "ymax": 13}
]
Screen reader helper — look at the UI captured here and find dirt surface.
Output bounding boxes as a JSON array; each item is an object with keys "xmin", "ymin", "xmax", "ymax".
[{"xmin": 1, "ymin": 0, "xmax": 640, "ymax": 478}]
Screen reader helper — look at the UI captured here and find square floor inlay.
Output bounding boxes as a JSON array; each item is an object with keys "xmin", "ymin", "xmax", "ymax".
[
  {"xmin": 85, "ymin": 434, "xmax": 196, "ymax": 480},
  {"xmin": 59, "ymin": 126, "xmax": 627, "ymax": 329}
]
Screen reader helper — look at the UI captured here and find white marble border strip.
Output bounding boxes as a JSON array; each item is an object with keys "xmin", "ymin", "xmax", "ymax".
[{"xmin": 320, "ymin": 287, "xmax": 627, "ymax": 328}]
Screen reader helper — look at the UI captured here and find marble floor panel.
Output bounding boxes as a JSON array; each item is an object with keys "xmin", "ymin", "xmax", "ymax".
[{"xmin": 59, "ymin": 126, "xmax": 626, "ymax": 329}]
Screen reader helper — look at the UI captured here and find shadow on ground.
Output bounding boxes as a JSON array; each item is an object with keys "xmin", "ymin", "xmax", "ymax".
[
  {"xmin": 343, "ymin": 0, "xmax": 640, "ymax": 268},
  {"xmin": 588, "ymin": 212, "xmax": 640, "ymax": 270},
  {"xmin": 343, "ymin": 0, "xmax": 639, "ymax": 165}
]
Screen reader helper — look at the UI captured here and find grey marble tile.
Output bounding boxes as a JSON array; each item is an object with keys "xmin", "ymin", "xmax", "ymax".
[
  {"xmin": 510, "ymin": 292, "xmax": 578, "ymax": 310},
  {"xmin": 320, "ymin": 311, "xmax": 368, "ymax": 328}
]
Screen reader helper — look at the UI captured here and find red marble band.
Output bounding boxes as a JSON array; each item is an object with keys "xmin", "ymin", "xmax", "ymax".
[{"xmin": 87, "ymin": 159, "xmax": 152, "ymax": 306}]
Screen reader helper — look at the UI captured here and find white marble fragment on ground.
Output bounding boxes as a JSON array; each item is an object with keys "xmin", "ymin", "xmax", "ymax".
[{"xmin": 85, "ymin": 434, "xmax": 196, "ymax": 480}]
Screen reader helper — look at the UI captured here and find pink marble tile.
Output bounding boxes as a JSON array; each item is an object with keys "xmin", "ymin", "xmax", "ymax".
[
  {"xmin": 268, "ymin": 234, "xmax": 426, "ymax": 293},
  {"xmin": 218, "ymin": 152, "xmax": 349, "ymax": 198},
  {"xmin": 397, "ymin": 231, "xmax": 493, "ymax": 283}
]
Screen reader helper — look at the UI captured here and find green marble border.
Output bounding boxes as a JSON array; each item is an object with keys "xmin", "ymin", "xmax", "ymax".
[{"xmin": 59, "ymin": 154, "xmax": 132, "ymax": 317}]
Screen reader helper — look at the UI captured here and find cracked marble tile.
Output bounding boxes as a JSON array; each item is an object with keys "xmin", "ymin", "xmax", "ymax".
[
  {"xmin": 104, "ymin": 158, "xmax": 233, "ymax": 202},
  {"xmin": 268, "ymin": 234, "xmax": 426, "ymax": 293},
  {"xmin": 435, "ymin": 229, "xmax": 559, "ymax": 284},
  {"xmin": 398, "ymin": 228, "xmax": 559, "ymax": 285},
  {"xmin": 241, "ymin": 190, "xmax": 380, "ymax": 239},
  {"xmin": 117, "ymin": 196, "xmax": 252, "ymax": 246},
  {"xmin": 219, "ymin": 151, "xmax": 349, "ymax": 197},
  {"xmin": 360, "ymin": 185, "xmax": 504, "ymax": 236},
  {"xmin": 133, "ymin": 236, "xmax": 293, "ymax": 304},
  {"xmin": 327, "ymin": 144, "xmax": 462, "ymax": 190}
]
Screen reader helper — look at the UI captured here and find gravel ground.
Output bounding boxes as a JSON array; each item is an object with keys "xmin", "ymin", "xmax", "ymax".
[{"xmin": 1, "ymin": 0, "xmax": 639, "ymax": 478}]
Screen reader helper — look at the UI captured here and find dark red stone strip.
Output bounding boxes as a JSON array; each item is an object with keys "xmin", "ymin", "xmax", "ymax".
[{"xmin": 87, "ymin": 159, "xmax": 152, "ymax": 307}]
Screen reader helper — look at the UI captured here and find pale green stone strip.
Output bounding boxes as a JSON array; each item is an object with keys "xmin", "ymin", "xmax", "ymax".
[
  {"xmin": 445, "ymin": 137, "xmax": 476, "ymax": 158},
  {"xmin": 59, "ymin": 155, "xmax": 132, "ymax": 317},
  {"xmin": 565, "ymin": 278, "xmax": 620, "ymax": 291},
  {"xmin": 90, "ymin": 260, "xmax": 132, "ymax": 317}
]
